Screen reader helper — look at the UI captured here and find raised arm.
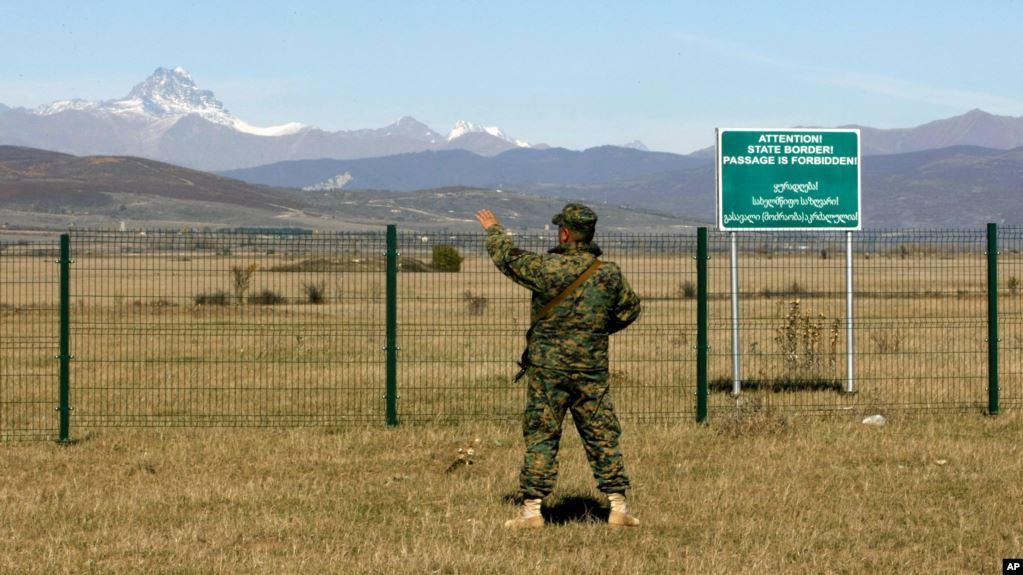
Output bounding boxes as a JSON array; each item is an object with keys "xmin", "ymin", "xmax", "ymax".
[{"xmin": 476, "ymin": 209, "xmax": 547, "ymax": 293}]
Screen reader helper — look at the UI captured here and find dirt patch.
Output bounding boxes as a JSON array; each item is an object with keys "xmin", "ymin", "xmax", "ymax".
[{"xmin": 87, "ymin": 157, "xmax": 124, "ymax": 165}]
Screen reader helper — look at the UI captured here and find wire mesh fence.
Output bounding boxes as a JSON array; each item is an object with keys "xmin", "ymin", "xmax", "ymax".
[
  {"xmin": 395, "ymin": 232, "xmax": 696, "ymax": 423},
  {"xmin": 68, "ymin": 231, "xmax": 386, "ymax": 429},
  {"xmin": 707, "ymin": 230, "xmax": 990, "ymax": 416},
  {"xmin": 0, "ymin": 235, "xmax": 60, "ymax": 440},
  {"xmin": 1001, "ymin": 226, "xmax": 1023, "ymax": 409},
  {"xmin": 0, "ymin": 226, "xmax": 1016, "ymax": 440}
]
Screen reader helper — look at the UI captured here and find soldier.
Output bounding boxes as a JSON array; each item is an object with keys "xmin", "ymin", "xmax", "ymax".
[{"xmin": 475, "ymin": 204, "xmax": 642, "ymax": 529}]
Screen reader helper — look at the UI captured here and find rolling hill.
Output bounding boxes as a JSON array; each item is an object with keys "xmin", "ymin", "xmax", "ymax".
[
  {"xmin": 0, "ymin": 146, "xmax": 301, "ymax": 211},
  {"xmin": 0, "ymin": 146, "xmax": 697, "ymax": 231}
]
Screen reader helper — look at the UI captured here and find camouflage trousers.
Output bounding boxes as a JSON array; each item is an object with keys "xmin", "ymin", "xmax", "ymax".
[{"xmin": 518, "ymin": 366, "xmax": 630, "ymax": 499}]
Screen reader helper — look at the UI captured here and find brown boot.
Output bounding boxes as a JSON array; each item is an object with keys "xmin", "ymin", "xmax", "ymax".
[
  {"xmin": 607, "ymin": 493, "xmax": 640, "ymax": 528},
  {"xmin": 504, "ymin": 498, "xmax": 544, "ymax": 529}
]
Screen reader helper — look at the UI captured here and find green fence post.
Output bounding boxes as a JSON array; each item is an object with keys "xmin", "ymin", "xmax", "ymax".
[
  {"xmin": 385, "ymin": 225, "xmax": 399, "ymax": 426},
  {"xmin": 696, "ymin": 227, "xmax": 709, "ymax": 423},
  {"xmin": 986, "ymin": 223, "xmax": 999, "ymax": 416},
  {"xmin": 58, "ymin": 234, "xmax": 72, "ymax": 443}
]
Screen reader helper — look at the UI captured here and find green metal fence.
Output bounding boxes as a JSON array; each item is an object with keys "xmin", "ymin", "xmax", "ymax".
[
  {"xmin": 395, "ymin": 230, "xmax": 696, "ymax": 424},
  {"xmin": 68, "ymin": 230, "xmax": 387, "ymax": 432},
  {"xmin": 1001, "ymin": 225, "xmax": 1023, "ymax": 410},
  {"xmin": 0, "ymin": 235, "xmax": 60, "ymax": 440},
  {"xmin": 0, "ymin": 225, "xmax": 1018, "ymax": 441},
  {"xmin": 706, "ymin": 229, "xmax": 993, "ymax": 416}
]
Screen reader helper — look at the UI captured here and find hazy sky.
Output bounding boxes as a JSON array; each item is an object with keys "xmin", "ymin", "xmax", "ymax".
[{"xmin": 1, "ymin": 1, "xmax": 1020, "ymax": 153}]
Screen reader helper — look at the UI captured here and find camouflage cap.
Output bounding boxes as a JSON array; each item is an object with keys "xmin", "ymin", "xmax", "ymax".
[{"xmin": 552, "ymin": 203, "xmax": 598, "ymax": 232}]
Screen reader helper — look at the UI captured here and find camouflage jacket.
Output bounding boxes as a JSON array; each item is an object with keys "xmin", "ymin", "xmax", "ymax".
[{"xmin": 485, "ymin": 224, "xmax": 642, "ymax": 371}]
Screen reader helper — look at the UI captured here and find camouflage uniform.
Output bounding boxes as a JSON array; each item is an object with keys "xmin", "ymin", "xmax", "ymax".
[{"xmin": 485, "ymin": 204, "xmax": 642, "ymax": 499}]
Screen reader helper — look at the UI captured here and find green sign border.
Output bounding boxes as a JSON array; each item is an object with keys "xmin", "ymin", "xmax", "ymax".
[{"xmin": 716, "ymin": 128, "xmax": 862, "ymax": 231}]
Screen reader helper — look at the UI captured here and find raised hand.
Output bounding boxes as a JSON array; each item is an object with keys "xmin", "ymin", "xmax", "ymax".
[{"xmin": 475, "ymin": 209, "xmax": 500, "ymax": 230}]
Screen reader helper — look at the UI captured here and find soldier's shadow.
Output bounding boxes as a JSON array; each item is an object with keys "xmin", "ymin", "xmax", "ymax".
[{"xmin": 501, "ymin": 492, "xmax": 610, "ymax": 525}]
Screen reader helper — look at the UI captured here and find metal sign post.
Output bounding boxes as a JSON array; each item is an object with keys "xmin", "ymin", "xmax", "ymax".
[
  {"xmin": 730, "ymin": 232, "xmax": 741, "ymax": 395},
  {"xmin": 717, "ymin": 128, "xmax": 862, "ymax": 396},
  {"xmin": 846, "ymin": 231, "xmax": 855, "ymax": 393}
]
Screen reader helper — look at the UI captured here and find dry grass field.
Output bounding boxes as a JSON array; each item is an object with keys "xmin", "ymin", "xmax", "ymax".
[
  {"xmin": 1, "ymin": 233, "xmax": 1022, "ymax": 571},
  {"xmin": 1, "ymin": 414, "xmax": 1022, "ymax": 573}
]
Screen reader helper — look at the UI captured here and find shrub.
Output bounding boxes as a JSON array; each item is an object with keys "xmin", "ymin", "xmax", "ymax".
[
  {"xmin": 231, "ymin": 263, "xmax": 259, "ymax": 304},
  {"xmin": 1008, "ymin": 276, "xmax": 1020, "ymax": 296},
  {"xmin": 193, "ymin": 290, "xmax": 230, "ymax": 306},
  {"xmin": 432, "ymin": 245, "xmax": 464, "ymax": 272},
  {"xmin": 302, "ymin": 281, "xmax": 327, "ymax": 304},
  {"xmin": 463, "ymin": 290, "xmax": 488, "ymax": 315},
  {"xmin": 248, "ymin": 289, "xmax": 285, "ymax": 305},
  {"xmin": 679, "ymin": 280, "xmax": 697, "ymax": 299},
  {"xmin": 774, "ymin": 300, "xmax": 841, "ymax": 375}
]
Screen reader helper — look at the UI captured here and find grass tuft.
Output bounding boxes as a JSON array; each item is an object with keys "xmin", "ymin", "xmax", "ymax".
[
  {"xmin": 247, "ymin": 289, "xmax": 285, "ymax": 305},
  {"xmin": 192, "ymin": 290, "xmax": 230, "ymax": 306}
]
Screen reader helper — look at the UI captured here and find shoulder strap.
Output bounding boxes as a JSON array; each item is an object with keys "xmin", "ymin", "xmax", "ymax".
[{"xmin": 529, "ymin": 258, "xmax": 603, "ymax": 328}]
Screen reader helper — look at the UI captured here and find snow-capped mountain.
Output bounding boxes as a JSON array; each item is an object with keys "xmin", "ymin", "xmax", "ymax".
[
  {"xmin": 620, "ymin": 140, "xmax": 649, "ymax": 151},
  {"xmin": 385, "ymin": 116, "xmax": 442, "ymax": 143},
  {"xmin": 447, "ymin": 120, "xmax": 529, "ymax": 147},
  {"xmin": 0, "ymin": 67, "xmax": 536, "ymax": 170},
  {"xmin": 34, "ymin": 67, "xmax": 307, "ymax": 137}
]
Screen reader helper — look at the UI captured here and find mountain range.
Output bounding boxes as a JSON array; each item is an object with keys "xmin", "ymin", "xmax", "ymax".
[
  {"xmin": 4, "ymin": 67, "xmax": 1023, "ymax": 173},
  {"xmin": 685, "ymin": 109, "xmax": 1023, "ymax": 158},
  {"xmin": 0, "ymin": 67, "xmax": 532, "ymax": 172},
  {"xmin": 848, "ymin": 110, "xmax": 1023, "ymax": 155},
  {"xmin": 219, "ymin": 146, "xmax": 707, "ymax": 191}
]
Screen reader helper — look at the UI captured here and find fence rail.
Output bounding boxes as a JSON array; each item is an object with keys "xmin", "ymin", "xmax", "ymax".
[{"xmin": 0, "ymin": 225, "xmax": 1020, "ymax": 441}]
